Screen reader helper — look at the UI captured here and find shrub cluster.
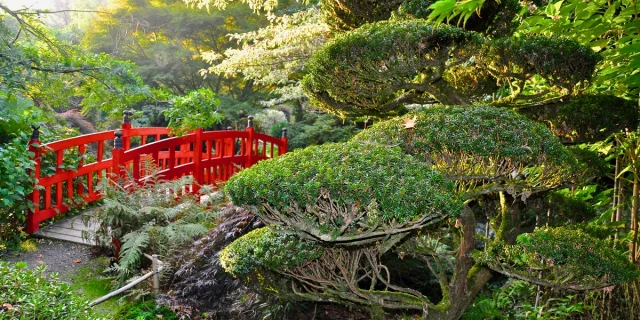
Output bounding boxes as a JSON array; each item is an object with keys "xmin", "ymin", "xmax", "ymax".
[
  {"xmin": 91, "ymin": 171, "xmax": 216, "ymax": 285},
  {"xmin": 0, "ymin": 262, "xmax": 101, "ymax": 320}
]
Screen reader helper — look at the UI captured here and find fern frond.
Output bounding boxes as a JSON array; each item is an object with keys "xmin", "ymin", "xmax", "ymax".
[{"xmin": 118, "ymin": 231, "xmax": 150, "ymax": 278}]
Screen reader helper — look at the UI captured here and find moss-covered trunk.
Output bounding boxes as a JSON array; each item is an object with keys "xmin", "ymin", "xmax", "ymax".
[{"xmin": 430, "ymin": 206, "xmax": 492, "ymax": 320}]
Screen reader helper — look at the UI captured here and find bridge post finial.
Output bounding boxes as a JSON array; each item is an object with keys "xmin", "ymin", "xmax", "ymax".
[
  {"xmin": 123, "ymin": 110, "xmax": 133, "ymax": 124},
  {"xmin": 114, "ymin": 130, "xmax": 124, "ymax": 149},
  {"xmin": 30, "ymin": 124, "xmax": 40, "ymax": 141},
  {"xmin": 248, "ymin": 116, "xmax": 254, "ymax": 128},
  {"xmin": 282, "ymin": 127, "xmax": 288, "ymax": 139}
]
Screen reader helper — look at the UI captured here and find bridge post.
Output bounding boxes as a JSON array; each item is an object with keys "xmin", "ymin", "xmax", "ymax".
[
  {"xmin": 281, "ymin": 127, "xmax": 288, "ymax": 155},
  {"xmin": 121, "ymin": 111, "xmax": 133, "ymax": 150},
  {"xmin": 26, "ymin": 125, "xmax": 42, "ymax": 234},
  {"xmin": 246, "ymin": 116, "xmax": 254, "ymax": 167},
  {"xmin": 111, "ymin": 130, "xmax": 125, "ymax": 183},
  {"xmin": 224, "ymin": 126, "xmax": 234, "ymax": 156},
  {"xmin": 192, "ymin": 128, "xmax": 203, "ymax": 193}
]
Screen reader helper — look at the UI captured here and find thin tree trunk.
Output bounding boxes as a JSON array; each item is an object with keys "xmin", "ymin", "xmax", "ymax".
[
  {"xmin": 631, "ymin": 172, "xmax": 638, "ymax": 263},
  {"xmin": 614, "ymin": 154, "xmax": 621, "ymax": 243}
]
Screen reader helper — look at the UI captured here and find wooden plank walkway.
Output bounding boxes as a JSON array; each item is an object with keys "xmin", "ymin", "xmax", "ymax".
[{"xmin": 33, "ymin": 208, "xmax": 100, "ymax": 246}]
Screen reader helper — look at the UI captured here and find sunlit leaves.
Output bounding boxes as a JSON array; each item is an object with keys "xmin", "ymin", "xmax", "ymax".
[
  {"xmin": 516, "ymin": 0, "xmax": 640, "ymax": 98},
  {"xmin": 202, "ymin": 5, "xmax": 329, "ymax": 105}
]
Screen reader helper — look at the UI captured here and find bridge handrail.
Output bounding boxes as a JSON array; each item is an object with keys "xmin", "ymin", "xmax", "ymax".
[{"xmin": 26, "ymin": 116, "xmax": 288, "ymax": 234}]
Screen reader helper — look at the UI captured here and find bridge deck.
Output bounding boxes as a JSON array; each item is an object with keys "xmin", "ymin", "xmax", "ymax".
[{"xmin": 33, "ymin": 208, "xmax": 100, "ymax": 246}]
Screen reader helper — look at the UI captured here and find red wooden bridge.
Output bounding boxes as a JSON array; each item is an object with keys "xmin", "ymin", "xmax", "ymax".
[{"xmin": 26, "ymin": 115, "xmax": 287, "ymax": 237}]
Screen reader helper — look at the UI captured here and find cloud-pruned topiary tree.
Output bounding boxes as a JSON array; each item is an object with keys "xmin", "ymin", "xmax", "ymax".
[{"xmin": 226, "ymin": 141, "xmax": 460, "ymax": 246}]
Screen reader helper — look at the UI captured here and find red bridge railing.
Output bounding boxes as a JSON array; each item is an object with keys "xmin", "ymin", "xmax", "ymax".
[{"xmin": 26, "ymin": 115, "xmax": 288, "ymax": 234}]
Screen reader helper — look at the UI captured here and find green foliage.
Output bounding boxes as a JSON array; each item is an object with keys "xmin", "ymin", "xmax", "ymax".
[
  {"xmin": 520, "ymin": 95, "xmax": 639, "ymax": 143},
  {"xmin": 114, "ymin": 300, "xmax": 177, "ymax": 320},
  {"xmin": 483, "ymin": 227, "xmax": 640, "ymax": 288},
  {"xmin": 464, "ymin": 279, "xmax": 593, "ymax": 320},
  {"xmin": 398, "ymin": 0, "xmax": 521, "ymax": 36},
  {"xmin": 84, "ymin": 0, "xmax": 266, "ymax": 95},
  {"xmin": 226, "ymin": 141, "xmax": 460, "ymax": 239},
  {"xmin": 0, "ymin": 92, "xmax": 44, "ymax": 144},
  {"xmin": 568, "ymin": 146, "xmax": 609, "ymax": 180},
  {"xmin": 0, "ymin": 10, "xmax": 150, "ymax": 117},
  {"xmin": 518, "ymin": 0, "xmax": 640, "ymax": 99},
  {"xmin": 253, "ymin": 109, "xmax": 287, "ymax": 134},
  {"xmin": 302, "ymin": 20, "xmax": 482, "ymax": 117},
  {"xmin": 0, "ymin": 261, "xmax": 102, "ymax": 320},
  {"xmin": 522, "ymin": 189, "xmax": 598, "ymax": 228},
  {"xmin": 90, "ymin": 168, "xmax": 217, "ymax": 285},
  {"xmin": 220, "ymin": 227, "xmax": 323, "ymax": 277},
  {"xmin": 0, "ymin": 134, "xmax": 35, "ymax": 250},
  {"xmin": 270, "ymin": 113, "xmax": 360, "ymax": 150},
  {"xmin": 353, "ymin": 105, "xmax": 579, "ymax": 198},
  {"xmin": 164, "ymin": 89, "xmax": 224, "ymax": 135}
]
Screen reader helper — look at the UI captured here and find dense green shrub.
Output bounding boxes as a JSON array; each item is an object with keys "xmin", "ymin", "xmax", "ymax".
[
  {"xmin": 0, "ymin": 262, "xmax": 101, "ymax": 320},
  {"xmin": 226, "ymin": 141, "xmax": 460, "ymax": 243},
  {"xmin": 0, "ymin": 134, "xmax": 35, "ymax": 250},
  {"xmin": 220, "ymin": 227, "xmax": 323, "ymax": 277},
  {"xmin": 353, "ymin": 105, "xmax": 579, "ymax": 199},
  {"xmin": 482, "ymin": 227, "xmax": 640, "ymax": 289}
]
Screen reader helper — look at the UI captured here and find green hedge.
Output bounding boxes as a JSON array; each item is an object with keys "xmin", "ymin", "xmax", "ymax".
[
  {"xmin": 0, "ymin": 262, "xmax": 101, "ymax": 320},
  {"xmin": 220, "ymin": 227, "xmax": 323, "ymax": 277},
  {"xmin": 352, "ymin": 105, "xmax": 579, "ymax": 197},
  {"xmin": 226, "ymin": 142, "xmax": 460, "ymax": 235}
]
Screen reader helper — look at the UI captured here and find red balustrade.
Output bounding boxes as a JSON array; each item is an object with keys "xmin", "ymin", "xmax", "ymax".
[{"xmin": 26, "ymin": 116, "xmax": 288, "ymax": 234}]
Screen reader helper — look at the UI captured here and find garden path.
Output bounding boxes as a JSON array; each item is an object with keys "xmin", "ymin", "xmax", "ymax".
[{"xmin": 2, "ymin": 238, "xmax": 96, "ymax": 282}]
